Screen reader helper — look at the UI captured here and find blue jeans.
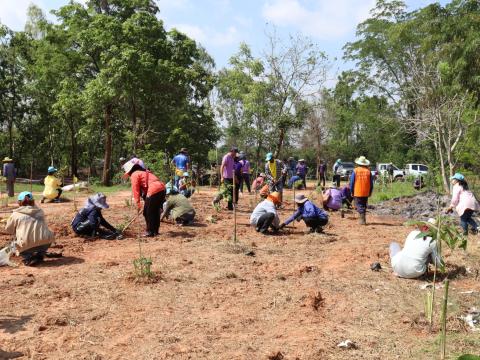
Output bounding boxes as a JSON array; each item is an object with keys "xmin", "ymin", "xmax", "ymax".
[
  {"xmin": 355, "ymin": 197, "xmax": 368, "ymax": 214},
  {"xmin": 460, "ymin": 209, "xmax": 478, "ymax": 234}
]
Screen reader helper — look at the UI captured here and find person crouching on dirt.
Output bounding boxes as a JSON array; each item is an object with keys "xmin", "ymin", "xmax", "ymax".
[
  {"xmin": 390, "ymin": 219, "xmax": 443, "ymax": 279},
  {"xmin": 123, "ymin": 160, "xmax": 166, "ymax": 237},
  {"xmin": 5, "ymin": 191, "xmax": 55, "ymax": 266},
  {"xmin": 161, "ymin": 185, "xmax": 196, "ymax": 226},
  {"xmin": 323, "ymin": 186, "xmax": 343, "ymax": 211},
  {"xmin": 179, "ymin": 172, "xmax": 195, "ymax": 198},
  {"xmin": 41, "ymin": 166, "xmax": 63, "ymax": 203},
  {"xmin": 250, "ymin": 192, "xmax": 282, "ymax": 235},
  {"xmin": 349, "ymin": 156, "xmax": 374, "ymax": 225},
  {"xmin": 252, "ymin": 173, "xmax": 266, "ymax": 191},
  {"xmin": 340, "ymin": 185, "xmax": 353, "ymax": 209},
  {"xmin": 71, "ymin": 193, "xmax": 119, "ymax": 240},
  {"xmin": 446, "ymin": 173, "xmax": 479, "ymax": 235},
  {"xmin": 279, "ymin": 194, "xmax": 328, "ymax": 233}
]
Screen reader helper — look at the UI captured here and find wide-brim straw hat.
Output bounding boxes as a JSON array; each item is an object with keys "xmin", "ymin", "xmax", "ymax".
[
  {"xmin": 355, "ymin": 156, "xmax": 370, "ymax": 166},
  {"xmin": 89, "ymin": 193, "xmax": 109, "ymax": 209},
  {"xmin": 2, "ymin": 157, "xmax": 13, "ymax": 163},
  {"xmin": 294, "ymin": 194, "xmax": 308, "ymax": 204},
  {"xmin": 267, "ymin": 191, "xmax": 281, "ymax": 204}
]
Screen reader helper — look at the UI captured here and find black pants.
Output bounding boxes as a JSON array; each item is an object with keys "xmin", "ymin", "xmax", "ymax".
[
  {"xmin": 333, "ymin": 174, "xmax": 341, "ymax": 187},
  {"xmin": 240, "ymin": 173, "xmax": 251, "ymax": 193},
  {"xmin": 256, "ymin": 212, "xmax": 275, "ymax": 233},
  {"xmin": 175, "ymin": 211, "xmax": 196, "ymax": 225},
  {"xmin": 73, "ymin": 223, "xmax": 116, "ymax": 239},
  {"xmin": 304, "ymin": 217, "xmax": 328, "ymax": 230},
  {"xmin": 144, "ymin": 190, "xmax": 166, "ymax": 235},
  {"xmin": 318, "ymin": 173, "xmax": 326, "ymax": 187}
]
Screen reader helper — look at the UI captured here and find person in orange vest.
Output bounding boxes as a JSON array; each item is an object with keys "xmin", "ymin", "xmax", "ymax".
[{"xmin": 349, "ymin": 156, "xmax": 374, "ymax": 225}]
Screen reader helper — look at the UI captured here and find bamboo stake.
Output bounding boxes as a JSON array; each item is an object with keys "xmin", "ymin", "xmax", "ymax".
[
  {"xmin": 440, "ymin": 280, "xmax": 449, "ymax": 360},
  {"xmin": 233, "ymin": 177, "xmax": 237, "ymax": 243}
]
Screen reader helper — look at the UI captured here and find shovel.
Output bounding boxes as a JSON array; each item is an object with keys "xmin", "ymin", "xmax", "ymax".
[{"xmin": 116, "ymin": 212, "xmax": 141, "ymax": 240}]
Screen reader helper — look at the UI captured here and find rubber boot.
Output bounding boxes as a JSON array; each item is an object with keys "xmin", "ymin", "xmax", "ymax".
[{"xmin": 359, "ymin": 213, "xmax": 366, "ymax": 225}]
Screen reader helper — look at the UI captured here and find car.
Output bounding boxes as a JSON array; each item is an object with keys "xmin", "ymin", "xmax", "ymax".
[
  {"xmin": 376, "ymin": 163, "xmax": 405, "ymax": 180},
  {"xmin": 338, "ymin": 162, "xmax": 354, "ymax": 180},
  {"xmin": 405, "ymin": 163, "xmax": 429, "ymax": 177}
]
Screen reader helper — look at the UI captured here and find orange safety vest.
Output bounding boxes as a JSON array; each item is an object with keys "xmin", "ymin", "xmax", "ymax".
[{"xmin": 353, "ymin": 166, "xmax": 372, "ymax": 197}]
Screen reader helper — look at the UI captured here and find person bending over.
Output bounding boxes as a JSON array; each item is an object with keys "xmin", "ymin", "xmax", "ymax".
[
  {"xmin": 280, "ymin": 194, "xmax": 329, "ymax": 233},
  {"xmin": 41, "ymin": 166, "xmax": 63, "ymax": 203},
  {"xmin": 5, "ymin": 191, "xmax": 55, "ymax": 266},
  {"xmin": 250, "ymin": 192, "xmax": 281, "ymax": 235},
  {"xmin": 161, "ymin": 185, "xmax": 196, "ymax": 226}
]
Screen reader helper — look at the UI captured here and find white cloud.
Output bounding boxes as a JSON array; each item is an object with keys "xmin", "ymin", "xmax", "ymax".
[
  {"xmin": 262, "ymin": 0, "xmax": 375, "ymax": 40},
  {"xmin": 172, "ymin": 23, "xmax": 239, "ymax": 48}
]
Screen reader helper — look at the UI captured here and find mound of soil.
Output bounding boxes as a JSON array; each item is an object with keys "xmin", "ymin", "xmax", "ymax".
[{"xmin": 372, "ymin": 191, "xmax": 451, "ymax": 219}]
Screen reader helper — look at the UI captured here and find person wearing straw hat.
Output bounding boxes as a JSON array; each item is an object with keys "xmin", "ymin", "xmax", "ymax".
[
  {"xmin": 41, "ymin": 166, "xmax": 63, "ymax": 203},
  {"xmin": 2, "ymin": 157, "xmax": 16, "ymax": 197},
  {"xmin": 5, "ymin": 191, "xmax": 55, "ymax": 266},
  {"xmin": 265, "ymin": 152, "xmax": 287, "ymax": 202},
  {"xmin": 390, "ymin": 218, "xmax": 444, "ymax": 279},
  {"xmin": 123, "ymin": 159, "xmax": 166, "ymax": 237},
  {"xmin": 250, "ymin": 191, "xmax": 282, "ymax": 234},
  {"xmin": 71, "ymin": 193, "xmax": 119, "ymax": 239},
  {"xmin": 171, "ymin": 148, "xmax": 190, "ymax": 188},
  {"xmin": 446, "ymin": 173, "xmax": 479, "ymax": 235},
  {"xmin": 349, "ymin": 156, "xmax": 374, "ymax": 225},
  {"xmin": 280, "ymin": 194, "xmax": 329, "ymax": 233},
  {"xmin": 296, "ymin": 159, "xmax": 308, "ymax": 189}
]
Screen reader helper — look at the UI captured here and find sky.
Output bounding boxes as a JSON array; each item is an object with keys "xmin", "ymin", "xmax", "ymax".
[{"xmin": 0, "ymin": 0, "xmax": 448, "ymax": 76}]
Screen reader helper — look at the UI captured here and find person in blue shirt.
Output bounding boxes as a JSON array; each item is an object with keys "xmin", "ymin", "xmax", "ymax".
[
  {"xmin": 287, "ymin": 173, "xmax": 304, "ymax": 189},
  {"xmin": 171, "ymin": 148, "xmax": 190, "ymax": 187},
  {"xmin": 279, "ymin": 194, "xmax": 329, "ymax": 233}
]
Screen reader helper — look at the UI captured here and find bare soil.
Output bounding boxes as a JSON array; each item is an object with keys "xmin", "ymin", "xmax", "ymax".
[{"xmin": 1, "ymin": 186, "xmax": 479, "ymax": 359}]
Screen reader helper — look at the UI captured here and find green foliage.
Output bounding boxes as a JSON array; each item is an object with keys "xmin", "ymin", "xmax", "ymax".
[
  {"xmin": 133, "ymin": 256, "xmax": 154, "ymax": 279},
  {"xmin": 457, "ymin": 356, "xmax": 480, "ymax": 360},
  {"xmin": 136, "ymin": 145, "xmax": 169, "ymax": 181}
]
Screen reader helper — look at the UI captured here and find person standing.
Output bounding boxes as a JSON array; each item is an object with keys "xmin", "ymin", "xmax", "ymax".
[
  {"xmin": 446, "ymin": 173, "xmax": 479, "ymax": 235},
  {"xmin": 171, "ymin": 148, "xmax": 190, "ymax": 188},
  {"xmin": 332, "ymin": 159, "xmax": 342, "ymax": 187},
  {"xmin": 239, "ymin": 152, "xmax": 251, "ymax": 193},
  {"xmin": 2, "ymin": 157, "xmax": 16, "ymax": 198},
  {"xmin": 296, "ymin": 159, "xmax": 308, "ymax": 189},
  {"xmin": 41, "ymin": 167, "xmax": 63, "ymax": 203},
  {"xmin": 123, "ymin": 159, "xmax": 166, "ymax": 237},
  {"xmin": 220, "ymin": 147, "xmax": 238, "ymax": 210},
  {"xmin": 265, "ymin": 152, "xmax": 287, "ymax": 202},
  {"xmin": 287, "ymin": 157, "xmax": 297, "ymax": 180},
  {"xmin": 318, "ymin": 160, "xmax": 327, "ymax": 188},
  {"xmin": 349, "ymin": 156, "xmax": 374, "ymax": 225}
]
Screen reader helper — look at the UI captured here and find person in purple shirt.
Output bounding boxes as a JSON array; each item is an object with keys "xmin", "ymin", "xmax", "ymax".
[
  {"xmin": 323, "ymin": 187, "xmax": 343, "ymax": 211},
  {"xmin": 238, "ymin": 152, "xmax": 251, "ymax": 193},
  {"xmin": 340, "ymin": 185, "xmax": 353, "ymax": 208},
  {"xmin": 296, "ymin": 159, "xmax": 308, "ymax": 189},
  {"xmin": 318, "ymin": 160, "xmax": 327, "ymax": 188},
  {"xmin": 171, "ymin": 148, "xmax": 190, "ymax": 187},
  {"xmin": 220, "ymin": 147, "xmax": 238, "ymax": 210},
  {"xmin": 279, "ymin": 194, "xmax": 329, "ymax": 233}
]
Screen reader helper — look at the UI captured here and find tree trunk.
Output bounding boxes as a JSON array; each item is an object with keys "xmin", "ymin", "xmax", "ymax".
[
  {"xmin": 274, "ymin": 128, "xmax": 286, "ymax": 159},
  {"xmin": 131, "ymin": 97, "xmax": 138, "ymax": 153},
  {"xmin": 102, "ymin": 104, "xmax": 113, "ymax": 186}
]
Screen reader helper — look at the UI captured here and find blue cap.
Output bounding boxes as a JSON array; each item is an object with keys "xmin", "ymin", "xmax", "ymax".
[
  {"xmin": 183, "ymin": 172, "xmax": 189, "ymax": 177},
  {"xmin": 265, "ymin": 152, "xmax": 273, "ymax": 161},
  {"xmin": 18, "ymin": 191, "xmax": 33, "ymax": 201},
  {"xmin": 48, "ymin": 166, "xmax": 57, "ymax": 173},
  {"xmin": 451, "ymin": 173, "xmax": 465, "ymax": 181},
  {"xmin": 166, "ymin": 185, "xmax": 178, "ymax": 195}
]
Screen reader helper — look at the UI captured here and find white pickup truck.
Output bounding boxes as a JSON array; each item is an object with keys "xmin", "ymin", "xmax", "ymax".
[
  {"xmin": 376, "ymin": 163, "xmax": 405, "ymax": 180},
  {"xmin": 404, "ymin": 163, "xmax": 429, "ymax": 177}
]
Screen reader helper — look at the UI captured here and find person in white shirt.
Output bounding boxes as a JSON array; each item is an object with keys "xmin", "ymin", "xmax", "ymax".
[
  {"xmin": 389, "ymin": 219, "xmax": 443, "ymax": 279},
  {"xmin": 249, "ymin": 192, "xmax": 281, "ymax": 234}
]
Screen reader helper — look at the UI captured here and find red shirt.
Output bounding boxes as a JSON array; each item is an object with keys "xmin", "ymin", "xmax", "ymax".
[{"xmin": 130, "ymin": 171, "xmax": 165, "ymax": 208}]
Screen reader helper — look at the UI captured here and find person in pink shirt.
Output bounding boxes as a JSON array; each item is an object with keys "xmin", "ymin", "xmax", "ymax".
[
  {"xmin": 446, "ymin": 173, "xmax": 479, "ymax": 235},
  {"xmin": 220, "ymin": 147, "xmax": 238, "ymax": 210}
]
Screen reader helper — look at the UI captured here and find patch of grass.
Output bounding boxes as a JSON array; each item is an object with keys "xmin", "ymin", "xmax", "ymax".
[{"xmin": 370, "ymin": 181, "xmax": 431, "ymax": 204}]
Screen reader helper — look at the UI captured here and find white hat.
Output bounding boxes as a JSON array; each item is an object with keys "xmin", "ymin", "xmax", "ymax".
[{"xmin": 355, "ymin": 156, "xmax": 370, "ymax": 166}]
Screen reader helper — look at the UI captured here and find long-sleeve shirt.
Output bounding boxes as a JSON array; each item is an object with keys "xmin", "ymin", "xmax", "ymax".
[
  {"xmin": 2, "ymin": 163, "xmax": 16, "ymax": 181},
  {"xmin": 450, "ymin": 183, "xmax": 479, "ymax": 216},
  {"xmin": 221, "ymin": 154, "xmax": 234, "ymax": 179},
  {"xmin": 324, "ymin": 188, "xmax": 342, "ymax": 210},
  {"xmin": 349, "ymin": 167, "xmax": 374, "ymax": 197},
  {"xmin": 163, "ymin": 194, "xmax": 195, "ymax": 220},
  {"xmin": 250, "ymin": 199, "xmax": 280, "ymax": 227},
  {"xmin": 284, "ymin": 200, "xmax": 328, "ymax": 225},
  {"xmin": 72, "ymin": 207, "xmax": 116, "ymax": 232},
  {"xmin": 240, "ymin": 159, "xmax": 250, "ymax": 174},
  {"xmin": 391, "ymin": 230, "xmax": 443, "ymax": 279},
  {"xmin": 265, "ymin": 159, "xmax": 287, "ymax": 183},
  {"xmin": 296, "ymin": 163, "xmax": 307, "ymax": 177},
  {"xmin": 130, "ymin": 170, "xmax": 165, "ymax": 208},
  {"xmin": 318, "ymin": 164, "xmax": 326, "ymax": 175}
]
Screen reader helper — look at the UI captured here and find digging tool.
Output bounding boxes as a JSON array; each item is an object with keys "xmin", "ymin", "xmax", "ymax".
[{"xmin": 117, "ymin": 212, "xmax": 141, "ymax": 240}]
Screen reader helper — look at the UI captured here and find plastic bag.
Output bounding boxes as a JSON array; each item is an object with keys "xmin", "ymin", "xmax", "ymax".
[{"xmin": 0, "ymin": 242, "xmax": 16, "ymax": 267}]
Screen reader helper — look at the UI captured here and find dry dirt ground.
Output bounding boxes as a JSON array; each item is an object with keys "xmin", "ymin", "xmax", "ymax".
[{"xmin": 1, "ymin": 186, "xmax": 479, "ymax": 360}]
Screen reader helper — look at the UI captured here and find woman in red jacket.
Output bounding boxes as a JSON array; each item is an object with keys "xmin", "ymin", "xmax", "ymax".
[{"xmin": 123, "ymin": 160, "xmax": 166, "ymax": 237}]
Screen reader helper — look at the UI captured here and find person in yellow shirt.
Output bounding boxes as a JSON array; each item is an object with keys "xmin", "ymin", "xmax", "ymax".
[{"xmin": 41, "ymin": 166, "xmax": 63, "ymax": 203}]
